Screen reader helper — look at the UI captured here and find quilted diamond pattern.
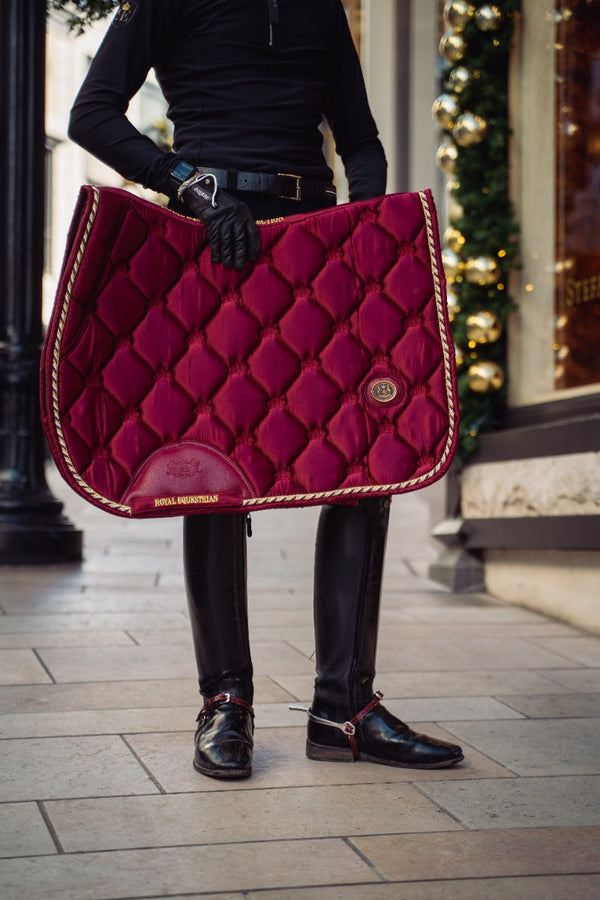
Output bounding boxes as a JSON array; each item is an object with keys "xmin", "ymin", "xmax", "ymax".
[{"xmin": 40, "ymin": 186, "xmax": 458, "ymax": 518}]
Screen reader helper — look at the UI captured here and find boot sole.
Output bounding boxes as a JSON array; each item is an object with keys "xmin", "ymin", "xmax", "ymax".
[
  {"xmin": 306, "ymin": 740, "xmax": 464, "ymax": 769},
  {"xmin": 193, "ymin": 759, "xmax": 252, "ymax": 779}
]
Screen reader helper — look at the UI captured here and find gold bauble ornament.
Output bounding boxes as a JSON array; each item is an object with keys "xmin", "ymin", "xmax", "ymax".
[
  {"xmin": 447, "ymin": 65, "xmax": 471, "ymax": 94},
  {"xmin": 435, "ymin": 138, "xmax": 459, "ymax": 175},
  {"xmin": 446, "ymin": 290, "xmax": 461, "ymax": 322},
  {"xmin": 442, "ymin": 248, "xmax": 462, "ymax": 282},
  {"xmin": 439, "ymin": 31, "xmax": 467, "ymax": 63},
  {"xmin": 467, "ymin": 361, "xmax": 504, "ymax": 393},
  {"xmin": 453, "ymin": 113, "xmax": 487, "ymax": 146},
  {"xmin": 447, "ymin": 193, "xmax": 464, "ymax": 223},
  {"xmin": 465, "ymin": 310, "xmax": 502, "ymax": 343},
  {"xmin": 464, "ymin": 256, "xmax": 500, "ymax": 286},
  {"xmin": 431, "ymin": 93, "xmax": 460, "ymax": 130},
  {"xmin": 444, "ymin": 227, "xmax": 465, "ymax": 254},
  {"xmin": 474, "ymin": 5, "xmax": 503, "ymax": 31},
  {"xmin": 443, "ymin": 1, "xmax": 476, "ymax": 32}
]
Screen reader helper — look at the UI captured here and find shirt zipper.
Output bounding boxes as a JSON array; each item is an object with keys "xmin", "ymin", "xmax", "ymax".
[{"xmin": 265, "ymin": 0, "xmax": 279, "ymax": 47}]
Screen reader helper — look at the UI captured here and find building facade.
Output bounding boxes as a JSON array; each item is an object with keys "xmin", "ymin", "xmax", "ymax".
[{"xmin": 440, "ymin": 0, "xmax": 600, "ymax": 634}]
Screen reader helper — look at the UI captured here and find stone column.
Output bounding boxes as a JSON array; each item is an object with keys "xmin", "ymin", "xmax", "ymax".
[{"xmin": 0, "ymin": 0, "xmax": 82, "ymax": 563}]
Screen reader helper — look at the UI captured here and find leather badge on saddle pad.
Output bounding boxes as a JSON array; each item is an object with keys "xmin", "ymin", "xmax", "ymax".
[{"xmin": 41, "ymin": 186, "xmax": 458, "ymax": 517}]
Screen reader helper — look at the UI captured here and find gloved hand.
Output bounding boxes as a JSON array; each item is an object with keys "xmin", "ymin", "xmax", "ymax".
[{"xmin": 179, "ymin": 172, "xmax": 261, "ymax": 270}]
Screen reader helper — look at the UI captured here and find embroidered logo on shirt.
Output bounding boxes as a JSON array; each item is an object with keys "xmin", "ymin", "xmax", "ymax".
[{"xmin": 112, "ymin": 1, "xmax": 139, "ymax": 28}]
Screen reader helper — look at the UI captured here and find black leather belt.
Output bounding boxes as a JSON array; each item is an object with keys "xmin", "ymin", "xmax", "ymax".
[{"xmin": 194, "ymin": 167, "xmax": 336, "ymax": 202}]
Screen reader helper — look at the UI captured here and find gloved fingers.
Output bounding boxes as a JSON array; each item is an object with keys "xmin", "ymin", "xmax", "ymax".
[
  {"xmin": 206, "ymin": 221, "xmax": 222, "ymax": 264},
  {"xmin": 220, "ymin": 218, "xmax": 237, "ymax": 269},
  {"xmin": 246, "ymin": 220, "xmax": 261, "ymax": 263},
  {"xmin": 232, "ymin": 219, "xmax": 252, "ymax": 270}
]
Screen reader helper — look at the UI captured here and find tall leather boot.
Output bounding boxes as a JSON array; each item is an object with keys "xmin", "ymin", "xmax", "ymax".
[
  {"xmin": 305, "ymin": 497, "xmax": 463, "ymax": 769},
  {"xmin": 183, "ymin": 512, "xmax": 254, "ymax": 778}
]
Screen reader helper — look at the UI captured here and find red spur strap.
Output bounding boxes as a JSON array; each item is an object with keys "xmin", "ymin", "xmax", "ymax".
[
  {"xmin": 197, "ymin": 693, "xmax": 254, "ymax": 720},
  {"xmin": 289, "ymin": 691, "xmax": 384, "ymax": 758},
  {"xmin": 344, "ymin": 691, "xmax": 384, "ymax": 758}
]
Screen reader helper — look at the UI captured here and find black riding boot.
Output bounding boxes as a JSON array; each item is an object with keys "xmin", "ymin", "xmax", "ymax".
[
  {"xmin": 306, "ymin": 497, "xmax": 463, "ymax": 769},
  {"xmin": 183, "ymin": 512, "xmax": 254, "ymax": 778}
]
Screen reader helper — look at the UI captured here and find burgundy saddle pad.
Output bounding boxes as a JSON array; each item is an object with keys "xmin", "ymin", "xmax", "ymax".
[{"xmin": 41, "ymin": 185, "xmax": 458, "ymax": 517}]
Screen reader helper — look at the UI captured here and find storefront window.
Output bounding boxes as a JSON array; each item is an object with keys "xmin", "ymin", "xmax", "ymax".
[{"xmin": 554, "ymin": 1, "xmax": 600, "ymax": 389}]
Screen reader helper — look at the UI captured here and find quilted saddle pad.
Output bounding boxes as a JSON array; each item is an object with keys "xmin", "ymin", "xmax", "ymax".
[{"xmin": 41, "ymin": 185, "xmax": 458, "ymax": 518}]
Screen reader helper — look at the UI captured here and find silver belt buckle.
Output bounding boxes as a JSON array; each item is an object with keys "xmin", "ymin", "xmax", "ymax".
[{"xmin": 277, "ymin": 172, "xmax": 302, "ymax": 201}]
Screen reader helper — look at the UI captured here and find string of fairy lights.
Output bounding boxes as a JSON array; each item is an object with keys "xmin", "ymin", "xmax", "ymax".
[{"xmin": 433, "ymin": 1, "xmax": 521, "ymax": 456}]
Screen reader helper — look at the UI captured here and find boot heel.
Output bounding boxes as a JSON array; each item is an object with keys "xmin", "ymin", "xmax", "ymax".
[{"xmin": 306, "ymin": 740, "xmax": 355, "ymax": 762}]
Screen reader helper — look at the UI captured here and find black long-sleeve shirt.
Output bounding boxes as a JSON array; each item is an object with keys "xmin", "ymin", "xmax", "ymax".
[{"xmin": 68, "ymin": 0, "xmax": 387, "ymax": 201}]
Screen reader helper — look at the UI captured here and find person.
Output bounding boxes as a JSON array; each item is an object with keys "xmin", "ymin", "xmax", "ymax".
[{"xmin": 68, "ymin": 0, "xmax": 464, "ymax": 778}]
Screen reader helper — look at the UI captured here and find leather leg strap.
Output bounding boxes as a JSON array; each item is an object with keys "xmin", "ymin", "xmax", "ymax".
[
  {"xmin": 197, "ymin": 693, "xmax": 254, "ymax": 722},
  {"xmin": 291, "ymin": 691, "xmax": 383, "ymax": 759}
]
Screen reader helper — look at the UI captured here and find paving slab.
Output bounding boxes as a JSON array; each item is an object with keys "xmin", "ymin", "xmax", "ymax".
[
  {"xmin": 153, "ymin": 895, "xmax": 242, "ymax": 900},
  {"xmin": 351, "ymin": 826, "xmax": 600, "ymax": 882},
  {"xmin": 247, "ymin": 592, "xmax": 312, "ymax": 611},
  {"xmin": 418, "ymin": 774, "xmax": 600, "ymax": 829},
  {"xmin": 248, "ymin": 874, "xmax": 600, "ymax": 900},
  {"xmin": 541, "ymin": 668, "xmax": 600, "ymax": 692},
  {"xmin": 365, "ymin": 621, "xmax": 583, "ymax": 639},
  {"xmin": 0, "ymin": 649, "xmax": 52, "ymax": 685},
  {"xmin": 0, "ymin": 802, "xmax": 57, "ymax": 858},
  {"xmin": 384, "ymin": 592, "xmax": 500, "ymax": 610},
  {"xmin": 382, "ymin": 696, "xmax": 523, "ymax": 721},
  {"xmin": 35, "ymin": 641, "xmax": 313, "ymax": 683},
  {"xmin": 94, "ymin": 539, "xmax": 172, "ymax": 554},
  {"xmin": 35, "ymin": 645, "xmax": 198, "ymax": 682},
  {"xmin": 389, "ymin": 605, "xmax": 556, "ymax": 625},
  {"xmin": 249, "ymin": 609, "xmax": 314, "ymax": 628},
  {"xmin": 2, "ymin": 572, "xmax": 160, "ymax": 598},
  {"xmin": 272, "ymin": 668, "xmax": 572, "ymax": 702},
  {"xmin": 291, "ymin": 637, "xmax": 581, "ymax": 672},
  {"xmin": 0, "ymin": 679, "xmax": 194, "ymax": 714},
  {"xmin": 155, "ymin": 573, "xmax": 190, "ymax": 590},
  {"xmin": 1, "ymin": 592, "xmax": 186, "ymax": 615},
  {"xmin": 80, "ymin": 555, "xmax": 184, "ymax": 574},
  {"xmin": 0, "ymin": 613, "xmax": 189, "ymax": 634},
  {"xmin": 0, "ymin": 631, "xmax": 136, "ymax": 649},
  {"xmin": 441, "ymin": 717, "xmax": 600, "ymax": 776},
  {"xmin": 0, "ymin": 706, "xmax": 196, "ymax": 739},
  {"xmin": 0, "ymin": 735, "xmax": 159, "ymax": 801},
  {"xmin": 497, "ymin": 693, "xmax": 600, "ymax": 719},
  {"xmin": 0, "ymin": 675, "xmax": 289, "ymax": 714},
  {"xmin": 528, "ymin": 637, "xmax": 600, "ymax": 667},
  {"xmin": 0, "ymin": 839, "xmax": 377, "ymax": 900}
]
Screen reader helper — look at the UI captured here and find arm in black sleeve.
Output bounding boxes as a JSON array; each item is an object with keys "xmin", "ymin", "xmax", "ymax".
[
  {"xmin": 324, "ymin": 0, "xmax": 387, "ymax": 202},
  {"xmin": 68, "ymin": 0, "xmax": 185, "ymax": 195}
]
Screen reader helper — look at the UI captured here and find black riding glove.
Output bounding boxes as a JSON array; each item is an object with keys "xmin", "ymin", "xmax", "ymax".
[{"xmin": 179, "ymin": 172, "xmax": 261, "ymax": 270}]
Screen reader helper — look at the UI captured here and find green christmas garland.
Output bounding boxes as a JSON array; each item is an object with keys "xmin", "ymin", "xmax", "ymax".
[{"xmin": 434, "ymin": 1, "xmax": 521, "ymax": 457}]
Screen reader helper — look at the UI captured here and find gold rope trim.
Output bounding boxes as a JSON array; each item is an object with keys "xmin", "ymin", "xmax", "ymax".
[
  {"xmin": 50, "ymin": 189, "xmax": 456, "ymax": 516},
  {"xmin": 50, "ymin": 188, "xmax": 133, "ymax": 514}
]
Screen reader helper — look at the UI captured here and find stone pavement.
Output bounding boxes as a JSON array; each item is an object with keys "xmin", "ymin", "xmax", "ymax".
[{"xmin": 1, "ymin": 466, "xmax": 600, "ymax": 900}]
